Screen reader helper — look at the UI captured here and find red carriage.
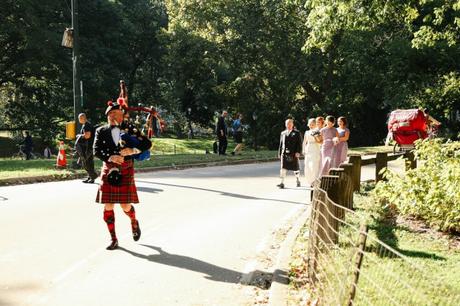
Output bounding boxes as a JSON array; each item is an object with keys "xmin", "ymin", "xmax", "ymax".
[{"xmin": 387, "ymin": 109, "xmax": 429, "ymax": 153}]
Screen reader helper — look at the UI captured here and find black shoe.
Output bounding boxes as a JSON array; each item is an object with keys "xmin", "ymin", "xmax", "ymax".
[
  {"xmin": 82, "ymin": 178, "xmax": 90, "ymax": 183},
  {"xmin": 106, "ymin": 239, "xmax": 119, "ymax": 250},
  {"xmin": 132, "ymin": 220, "xmax": 141, "ymax": 241},
  {"xmin": 277, "ymin": 183, "xmax": 285, "ymax": 189},
  {"xmin": 297, "ymin": 180, "xmax": 301, "ymax": 187},
  {"xmin": 231, "ymin": 151, "xmax": 235, "ymax": 156},
  {"xmin": 87, "ymin": 178, "xmax": 95, "ymax": 184}
]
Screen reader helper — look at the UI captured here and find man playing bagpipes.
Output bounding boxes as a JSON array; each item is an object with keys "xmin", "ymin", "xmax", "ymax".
[{"xmin": 93, "ymin": 82, "xmax": 152, "ymax": 250}]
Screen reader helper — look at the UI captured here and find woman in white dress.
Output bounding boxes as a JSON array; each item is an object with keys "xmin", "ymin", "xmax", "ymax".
[{"xmin": 303, "ymin": 118, "xmax": 322, "ymax": 187}]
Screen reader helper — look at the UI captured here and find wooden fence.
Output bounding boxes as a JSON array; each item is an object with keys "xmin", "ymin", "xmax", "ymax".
[{"xmin": 304, "ymin": 152, "xmax": 458, "ymax": 305}]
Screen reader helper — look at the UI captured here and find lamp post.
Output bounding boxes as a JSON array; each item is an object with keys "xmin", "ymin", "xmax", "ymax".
[
  {"xmin": 252, "ymin": 112, "xmax": 258, "ymax": 151},
  {"xmin": 62, "ymin": 1, "xmax": 82, "ymax": 131},
  {"xmin": 187, "ymin": 107, "xmax": 194, "ymax": 139}
]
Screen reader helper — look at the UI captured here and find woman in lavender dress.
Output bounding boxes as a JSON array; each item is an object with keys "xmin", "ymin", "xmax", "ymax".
[
  {"xmin": 319, "ymin": 116, "xmax": 339, "ymax": 176},
  {"xmin": 303, "ymin": 118, "xmax": 322, "ymax": 187},
  {"xmin": 335, "ymin": 116, "xmax": 350, "ymax": 167}
]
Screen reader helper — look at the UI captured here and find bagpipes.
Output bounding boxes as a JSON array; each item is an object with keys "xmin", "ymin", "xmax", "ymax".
[{"xmin": 106, "ymin": 81, "xmax": 154, "ymax": 186}]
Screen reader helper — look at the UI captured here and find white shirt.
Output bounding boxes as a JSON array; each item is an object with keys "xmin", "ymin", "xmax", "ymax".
[{"xmin": 111, "ymin": 127, "xmax": 121, "ymax": 146}]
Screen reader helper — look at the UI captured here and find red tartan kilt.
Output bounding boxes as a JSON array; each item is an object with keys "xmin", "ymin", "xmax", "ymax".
[{"xmin": 96, "ymin": 160, "xmax": 139, "ymax": 204}]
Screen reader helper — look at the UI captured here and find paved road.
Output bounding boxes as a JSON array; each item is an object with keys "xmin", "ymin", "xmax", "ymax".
[
  {"xmin": 0, "ymin": 162, "xmax": 309, "ymax": 306},
  {"xmin": 0, "ymin": 159, "xmax": 405, "ymax": 306}
]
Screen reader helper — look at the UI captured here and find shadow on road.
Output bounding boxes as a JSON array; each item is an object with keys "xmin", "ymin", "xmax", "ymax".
[
  {"xmin": 136, "ymin": 186, "xmax": 164, "ymax": 194},
  {"xmin": 118, "ymin": 244, "xmax": 286, "ymax": 289},
  {"xmin": 136, "ymin": 180, "xmax": 307, "ymax": 206}
]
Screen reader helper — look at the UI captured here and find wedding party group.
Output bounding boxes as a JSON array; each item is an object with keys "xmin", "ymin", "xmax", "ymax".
[{"xmin": 278, "ymin": 116, "xmax": 350, "ymax": 189}]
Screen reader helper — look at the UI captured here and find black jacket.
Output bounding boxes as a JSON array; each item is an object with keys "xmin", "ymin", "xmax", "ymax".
[
  {"xmin": 216, "ymin": 116, "xmax": 227, "ymax": 137},
  {"xmin": 278, "ymin": 129, "xmax": 302, "ymax": 157},
  {"xmin": 93, "ymin": 122, "xmax": 152, "ymax": 162}
]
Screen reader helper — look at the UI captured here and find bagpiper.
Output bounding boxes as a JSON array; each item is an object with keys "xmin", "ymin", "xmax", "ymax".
[
  {"xmin": 93, "ymin": 94, "xmax": 152, "ymax": 250},
  {"xmin": 277, "ymin": 119, "xmax": 302, "ymax": 189}
]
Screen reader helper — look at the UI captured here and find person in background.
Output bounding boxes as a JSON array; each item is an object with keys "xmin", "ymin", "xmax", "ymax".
[
  {"xmin": 303, "ymin": 118, "xmax": 321, "ymax": 187},
  {"xmin": 319, "ymin": 116, "xmax": 339, "ymax": 176},
  {"xmin": 76, "ymin": 113, "xmax": 98, "ymax": 183},
  {"xmin": 43, "ymin": 145, "xmax": 52, "ymax": 159},
  {"xmin": 216, "ymin": 110, "xmax": 228, "ymax": 155},
  {"xmin": 334, "ymin": 116, "xmax": 350, "ymax": 167},
  {"xmin": 231, "ymin": 113, "xmax": 244, "ymax": 156},
  {"xmin": 278, "ymin": 119, "xmax": 303, "ymax": 189},
  {"xmin": 315, "ymin": 116, "xmax": 325, "ymax": 130},
  {"xmin": 21, "ymin": 131, "xmax": 33, "ymax": 160}
]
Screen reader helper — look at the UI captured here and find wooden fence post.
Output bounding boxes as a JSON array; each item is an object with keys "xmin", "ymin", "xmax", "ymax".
[
  {"xmin": 340, "ymin": 163, "xmax": 354, "ymax": 210},
  {"xmin": 348, "ymin": 224, "xmax": 368, "ymax": 306},
  {"xmin": 319, "ymin": 175, "xmax": 340, "ymax": 244},
  {"xmin": 348, "ymin": 155, "xmax": 362, "ymax": 192},
  {"xmin": 405, "ymin": 151, "xmax": 417, "ymax": 171},
  {"xmin": 375, "ymin": 152, "xmax": 388, "ymax": 182},
  {"xmin": 328, "ymin": 168, "xmax": 346, "ymax": 220}
]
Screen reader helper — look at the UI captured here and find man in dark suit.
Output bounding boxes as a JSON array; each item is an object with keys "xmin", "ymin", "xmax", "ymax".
[
  {"xmin": 93, "ymin": 100, "xmax": 152, "ymax": 250},
  {"xmin": 76, "ymin": 113, "xmax": 98, "ymax": 183},
  {"xmin": 278, "ymin": 119, "xmax": 302, "ymax": 189},
  {"xmin": 216, "ymin": 110, "xmax": 228, "ymax": 155}
]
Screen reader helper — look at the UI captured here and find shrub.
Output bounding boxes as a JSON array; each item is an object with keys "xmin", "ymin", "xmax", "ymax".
[{"xmin": 373, "ymin": 139, "xmax": 460, "ymax": 232}]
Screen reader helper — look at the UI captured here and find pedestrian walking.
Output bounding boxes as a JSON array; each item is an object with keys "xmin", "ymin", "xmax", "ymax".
[
  {"xmin": 21, "ymin": 131, "xmax": 33, "ymax": 160},
  {"xmin": 76, "ymin": 113, "xmax": 98, "ymax": 183},
  {"xmin": 319, "ymin": 115, "xmax": 339, "ymax": 176},
  {"xmin": 231, "ymin": 113, "xmax": 244, "ymax": 156},
  {"xmin": 334, "ymin": 116, "xmax": 350, "ymax": 167},
  {"xmin": 277, "ymin": 119, "xmax": 302, "ymax": 189},
  {"xmin": 93, "ymin": 100, "xmax": 152, "ymax": 250},
  {"xmin": 216, "ymin": 110, "xmax": 228, "ymax": 155},
  {"xmin": 303, "ymin": 118, "xmax": 321, "ymax": 187}
]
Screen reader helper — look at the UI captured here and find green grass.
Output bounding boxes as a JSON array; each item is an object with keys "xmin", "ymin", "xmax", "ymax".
[
  {"xmin": 0, "ymin": 137, "xmax": 394, "ymax": 182},
  {"xmin": 0, "ymin": 143, "xmax": 277, "ymax": 181},
  {"xmin": 289, "ymin": 185, "xmax": 460, "ymax": 305},
  {"xmin": 348, "ymin": 145, "xmax": 393, "ymax": 155}
]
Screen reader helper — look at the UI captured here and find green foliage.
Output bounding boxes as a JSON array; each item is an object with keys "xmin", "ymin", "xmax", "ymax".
[
  {"xmin": 1, "ymin": 0, "xmax": 459, "ymax": 147},
  {"xmin": 373, "ymin": 139, "xmax": 460, "ymax": 232}
]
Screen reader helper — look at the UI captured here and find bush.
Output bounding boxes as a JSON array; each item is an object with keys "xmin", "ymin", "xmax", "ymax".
[{"xmin": 373, "ymin": 139, "xmax": 460, "ymax": 232}]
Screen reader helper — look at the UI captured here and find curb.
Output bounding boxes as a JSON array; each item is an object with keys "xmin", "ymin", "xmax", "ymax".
[
  {"xmin": 0, "ymin": 157, "xmax": 278, "ymax": 187},
  {"xmin": 268, "ymin": 204, "xmax": 311, "ymax": 306}
]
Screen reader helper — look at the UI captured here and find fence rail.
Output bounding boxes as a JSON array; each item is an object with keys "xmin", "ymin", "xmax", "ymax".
[{"xmin": 304, "ymin": 156, "xmax": 459, "ymax": 306}]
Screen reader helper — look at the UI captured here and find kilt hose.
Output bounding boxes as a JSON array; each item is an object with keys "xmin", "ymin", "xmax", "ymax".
[{"xmin": 96, "ymin": 159, "xmax": 139, "ymax": 204}]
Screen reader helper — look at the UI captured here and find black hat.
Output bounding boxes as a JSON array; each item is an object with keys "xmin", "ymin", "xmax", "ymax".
[{"xmin": 105, "ymin": 100, "xmax": 125, "ymax": 115}]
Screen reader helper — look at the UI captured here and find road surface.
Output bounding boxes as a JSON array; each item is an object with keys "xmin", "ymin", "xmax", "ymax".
[
  {"xmin": 0, "ymin": 159, "xmax": 404, "ymax": 306},
  {"xmin": 0, "ymin": 162, "xmax": 308, "ymax": 306}
]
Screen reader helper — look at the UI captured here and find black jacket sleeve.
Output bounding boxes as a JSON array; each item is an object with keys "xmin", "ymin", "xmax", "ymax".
[
  {"xmin": 279, "ymin": 132, "xmax": 283, "ymax": 157},
  {"xmin": 295, "ymin": 131, "xmax": 302, "ymax": 154},
  {"xmin": 93, "ymin": 127, "xmax": 109, "ymax": 162}
]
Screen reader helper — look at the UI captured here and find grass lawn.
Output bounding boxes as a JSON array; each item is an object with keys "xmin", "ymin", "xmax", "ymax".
[
  {"xmin": 288, "ymin": 184, "xmax": 460, "ymax": 305},
  {"xmin": 0, "ymin": 137, "xmax": 277, "ymax": 181},
  {"xmin": 0, "ymin": 137, "xmax": 393, "ymax": 182}
]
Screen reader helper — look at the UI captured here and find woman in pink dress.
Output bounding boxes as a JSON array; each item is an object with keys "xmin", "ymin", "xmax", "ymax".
[
  {"xmin": 335, "ymin": 116, "xmax": 350, "ymax": 167},
  {"xmin": 319, "ymin": 116, "xmax": 339, "ymax": 176}
]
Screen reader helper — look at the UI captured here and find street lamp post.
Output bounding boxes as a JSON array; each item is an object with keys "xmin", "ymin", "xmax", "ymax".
[
  {"xmin": 71, "ymin": 0, "xmax": 81, "ymax": 130},
  {"xmin": 187, "ymin": 107, "xmax": 194, "ymax": 139},
  {"xmin": 252, "ymin": 112, "xmax": 258, "ymax": 151}
]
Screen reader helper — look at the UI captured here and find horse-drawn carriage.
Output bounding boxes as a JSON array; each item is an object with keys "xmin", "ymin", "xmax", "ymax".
[{"xmin": 387, "ymin": 109, "xmax": 439, "ymax": 153}]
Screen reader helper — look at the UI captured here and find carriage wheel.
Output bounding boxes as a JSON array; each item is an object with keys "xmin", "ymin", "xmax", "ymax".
[{"xmin": 393, "ymin": 143, "xmax": 400, "ymax": 154}]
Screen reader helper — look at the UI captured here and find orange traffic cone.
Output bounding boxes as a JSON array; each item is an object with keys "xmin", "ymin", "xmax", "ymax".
[{"xmin": 56, "ymin": 141, "xmax": 67, "ymax": 169}]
